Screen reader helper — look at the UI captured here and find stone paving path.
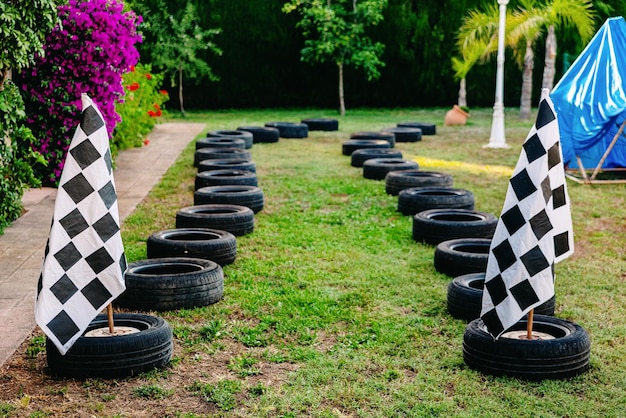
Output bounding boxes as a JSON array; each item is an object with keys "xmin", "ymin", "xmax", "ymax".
[{"xmin": 0, "ymin": 122, "xmax": 205, "ymax": 369}]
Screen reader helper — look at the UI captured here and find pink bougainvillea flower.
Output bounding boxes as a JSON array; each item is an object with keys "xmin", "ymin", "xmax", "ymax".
[{"xmin": 19, "ymin": 0, "xmax": 142, "ymax": 185}]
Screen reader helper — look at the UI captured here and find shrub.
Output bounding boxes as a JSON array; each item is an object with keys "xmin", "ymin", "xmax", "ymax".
[
  {"xmin": 113, "ymin": 64, "xmax": 169, "ymax": 151},
  {"xmin": 0, "ymin": 0, "xmax": 57, "ymax": 233},
  {"xmin": 0, "ymin": 82, "xmax": 45, "ymax": 234},
  {"xmin": 20, "ymin": 0, "xmax": 141, "ymax": 185}
]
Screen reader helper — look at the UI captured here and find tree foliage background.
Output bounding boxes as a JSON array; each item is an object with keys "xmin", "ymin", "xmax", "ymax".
[
  {"xmin": 146, "ymin": 0, "xmax": 625, "ymax": 111},
  {"xmin": 0, "ymin": 0, "xmax": 58, "ymax": 233}
]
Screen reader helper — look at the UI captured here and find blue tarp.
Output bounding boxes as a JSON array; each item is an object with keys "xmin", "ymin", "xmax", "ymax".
[{"xmin": 550, "ymin": 16, "xmax": 626, "ymax": 169}]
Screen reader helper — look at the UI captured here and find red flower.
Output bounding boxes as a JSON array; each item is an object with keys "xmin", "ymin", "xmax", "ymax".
[
  {"xmin": 148, "ymin": 103, "xmax": 162, "ymax": 117},
  {"xmin": 159, "ymin": 90, "xmax": 168, "ymax": 95},
  {"xmin": 143, "ymin": 138, "xmax": 150, "ymax": 146},
  {"xmin": 145, "ymin": 73, "xmax": 152, "ymax": 80},
  {"xmin": 128, "ymin": 82, "xmax": 139, "ymax": 91},
  {"xmin": 130, "ymin": 65, "xmax": 135, "ymax": 72}
]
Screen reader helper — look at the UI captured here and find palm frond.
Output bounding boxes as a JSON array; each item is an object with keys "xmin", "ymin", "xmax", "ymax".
[{"xmin": 549, "ymin": 0, "xmax": 597, "ymax": 42}]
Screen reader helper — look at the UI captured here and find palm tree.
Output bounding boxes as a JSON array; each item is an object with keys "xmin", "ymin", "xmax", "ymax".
[
  {"xmin": 452, "ymin": 40, "xmax": 491, "ymax": 107},
  {"xmin": 455, "ymin": 0, "xmax": 596, "ymax": 120},
  {"xmin": 452, "ymin": 4, "xmax": 514, "ymax": 108},
  {"xmin": 509, "ymin": 0, "xmax": 596, "ymax": 119},
  {"xmin": 541, "ymin": 0, "xmax": 596, "ymax": 90},
  {"xmin": 508, "ymin": 6, "xmax": 545, "ymax": 119}
]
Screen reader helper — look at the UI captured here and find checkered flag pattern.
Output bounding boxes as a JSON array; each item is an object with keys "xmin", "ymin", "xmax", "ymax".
[
  {"xmin": 35, "ymin": 94, "xmax": 127, "ymax": 355},
  {"xmin": 480, "ymin": 89, "xmax": 574, "ymax": 339}
]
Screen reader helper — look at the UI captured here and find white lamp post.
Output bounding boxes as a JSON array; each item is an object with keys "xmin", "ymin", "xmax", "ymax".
[{"xmin": 485, "ymin": 0, "xmax": 509, "ymax": 148}]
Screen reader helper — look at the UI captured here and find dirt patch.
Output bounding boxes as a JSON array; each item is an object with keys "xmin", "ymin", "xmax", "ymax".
[{"xmin": 0, "ymin": 328, "xmax": 300, "ymax": 417}]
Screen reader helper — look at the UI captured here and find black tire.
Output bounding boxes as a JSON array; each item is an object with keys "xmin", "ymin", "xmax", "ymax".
[
  {"xmin": 362, "ymin": 158, "xmax": 420, "ymax": 180},
  {"xmin": 385, "ymin": 170, "xmax": 454, "ymax": 196},
  {"xmin": 382, "ymin": 127, "xmax": 422, "ymax": 142},
  {"xmin": 176, "ymin": 204, "xmax": 254, "ymax": 236},
  {"xmin": 447, "ymin": 273, "xmax": 489, "ymax": 321},
  {"xmin": 196, "ymin": 137, "xmax": 246, "ymax": 150},
  {"xmin": 351, "ymin": 148, "xmax": 403, "ymax": 168},
  {"xmin": 195, "ymin": 169, "xmax": 258, "ymax": 190},
  {"xmin": 194, "ymin": 148, "xmax": 251, "ymax": 167},
  {"xmin": 301, "ymin": 118, "xmax": 339, "ymax": 131},
  {"xmin": 206, "ymin": 129, "xmax": 253, "ymax": 149},
  {"xmin": 349, "ymin": 131, "xmax": 396, "ymax": 147},
  {"xmin": 397, "ymin": 122, "xmax": 437, "ymax": 135},
  {"xmin": 46, "ymin": 313, "xmax": 173, "ymax": 379},
  {"xmin": 342, "ymin": 139, "xmax": 390, "ymax": 156},
  {"xmin": 194, "ymin": 185, "xmax": 265, "ymax": 213},
  {"xmin": 412, "ymin": 209, "xmax": 498, "ymax": 245},
  {"xmin": 198, "ymin": 159, "xmax": 256, "ymax": 173},
  {"xmin": 237, "ymin": 126, "xmax": 280, "ymax": 144},
  {"xmin": 116, "ymin": 257, "xmax": 224, "ymax": 311},
  {"xmin": 447, "ymin": 273, "xmax": 555, "ymax": 321},
  {"xmin": 265, "ymin": 121, "xmax": 309, "ymax": 138},
  {"xmin": 463, "ymin": 314, "xmax": 590, "ymax": 380},
  {"xmin": 434, "ymin": 238, "xmax": 490, "ymax": 277},
  {"xmin": 147, "ymin": 228, "xmax": 237, "ymax": 266},
  {"xmin": 397, "ymin": 187, "xmax": 475, "ymax": 215}
]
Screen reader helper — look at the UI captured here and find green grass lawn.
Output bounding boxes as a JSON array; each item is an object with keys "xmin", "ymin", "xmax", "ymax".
[{"xmin": 4, "ymin": 107, "xmax": 626, "ymax": 417}]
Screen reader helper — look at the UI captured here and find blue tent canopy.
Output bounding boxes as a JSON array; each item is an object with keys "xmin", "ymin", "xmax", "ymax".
[{"xmin": 550, "ymin": 17, "xmax": 626, "ymax": 170}]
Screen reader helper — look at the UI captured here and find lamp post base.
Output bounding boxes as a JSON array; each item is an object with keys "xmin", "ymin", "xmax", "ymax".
[{"xmin": 484, "ymin": 103, "xmax": 509, "ymax": 149}]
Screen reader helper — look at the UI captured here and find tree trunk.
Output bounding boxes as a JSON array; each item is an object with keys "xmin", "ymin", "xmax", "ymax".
[
  {"xmin": 458, "ymin": 78, "xmax": 467, "ymax": 107},
  {"xmin": 338, "ymin": 62, "xmax": 345, "ymax": 116},
  {"xmin": 178, "ymin": 65, "xmax": 185, "ymax": 117},
  {"xmin": 519, "ymin": 40, "xmax": 534, "ymax": 120},
  {"xmin": 0, "ymin": 68, "xmax": 12, "ymax": 91},
  {"xmin": 542, "ymin": 25, "xmax": 557, "ymax": 92}
]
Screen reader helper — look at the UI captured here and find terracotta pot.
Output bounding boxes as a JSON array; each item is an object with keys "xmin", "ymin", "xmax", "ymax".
[{"xmin": 444, "ymin": 105, "xmax": 469, "ymax": 126}]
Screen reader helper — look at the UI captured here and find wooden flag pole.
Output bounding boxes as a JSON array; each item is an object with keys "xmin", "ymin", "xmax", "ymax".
[
  {"xmin": 526, "ymin": 308, "xmax": 534, "ymax": 340},
  {"xmin": 107, "ymin": 303, "xmax": 115, "ymax": 334}
]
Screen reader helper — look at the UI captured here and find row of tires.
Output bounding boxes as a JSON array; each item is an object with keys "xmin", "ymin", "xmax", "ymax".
[
  {"xmin": 343, "ymin": 132, "xmax": 590, "ymax": 380},
  {"xmin": 341, "ymin": 132, "xmax": 498, "ymax": 245},
  {"xmin": 343, "ymin": 122, "xmax": 437, "ymax": 152},
  {"xmin": 46, "ymin": 127, "xmax": 271, "ymax": 379},
  {"xmin": 119, "ymin": 117, "xmax": 353, "ymax": 310},
  {"xmin": 63, "ymin": 121, "xmax": 342, "ymax": 377},
  {"xmin": 116, "ymin": 127, "xmax": 275, "ymax": 312},
  {"xmin": 236, "ymin": 117, "xmax": 340, "ymax": 142}
]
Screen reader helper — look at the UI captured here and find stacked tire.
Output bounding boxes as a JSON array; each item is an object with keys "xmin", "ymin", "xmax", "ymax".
[
  {"xmin": 363, "ymin": 158, "xmax": 419, "ymax": 180},
  {"xmin": 385, "ymin": 170, "xmax": 453, "ymax": 196},
  {"xmin": 117, "ymin": 257, "xmax": 225, "ymax": 311},
  {"xmin": 302, "ymin": 118, "xmax": 339, "ymax": 131}
]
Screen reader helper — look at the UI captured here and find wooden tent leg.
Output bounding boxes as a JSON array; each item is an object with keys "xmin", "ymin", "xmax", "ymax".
[
  {"xmin": 590, "ymin": 120, "xmax": 626, "ymax": 181},
  {"xmin": 576, "ymin": 156, "xmax": 590, "ymax": 183}
]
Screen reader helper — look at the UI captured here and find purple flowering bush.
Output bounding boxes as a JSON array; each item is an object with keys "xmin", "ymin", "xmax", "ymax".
[{"xmin": 20, "ymin": 0, "xmax": 141, "ymax": 185}]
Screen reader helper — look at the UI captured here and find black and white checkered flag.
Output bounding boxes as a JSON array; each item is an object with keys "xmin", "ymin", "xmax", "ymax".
[
  {"xmin": 480, "ymin": 89, "xmax": 574, "ymax": 339},
  {"xmin": 35, "ymin": 94, "xmax": 127, "ymax": 355}
]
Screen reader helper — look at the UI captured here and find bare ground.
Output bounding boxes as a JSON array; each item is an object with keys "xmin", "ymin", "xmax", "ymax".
[{"xmin": 0, "ymin": 328, "xmax": 299, "ymax": 417}]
